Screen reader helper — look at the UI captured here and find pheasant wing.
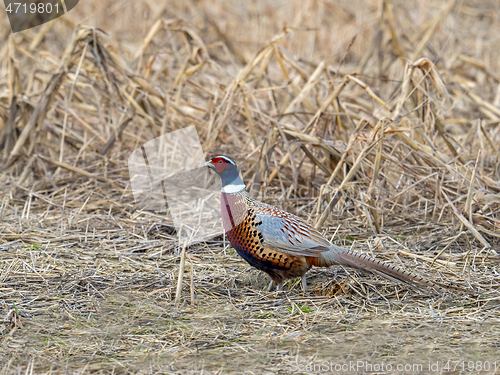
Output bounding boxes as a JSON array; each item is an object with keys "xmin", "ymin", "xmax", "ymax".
[{"xmin": 254, "ymin": 205, "xmax": 331, "ymax": 257}]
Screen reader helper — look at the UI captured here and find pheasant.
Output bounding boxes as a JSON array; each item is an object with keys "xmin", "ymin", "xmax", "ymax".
[{"xmin": 205, "ymin": 155, "xmax": 460, "ymax": 293}]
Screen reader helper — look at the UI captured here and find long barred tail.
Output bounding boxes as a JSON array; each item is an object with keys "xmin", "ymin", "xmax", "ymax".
[{"xmin": 320, "ymin": 245, "xmax": 473, "ymax": 294}]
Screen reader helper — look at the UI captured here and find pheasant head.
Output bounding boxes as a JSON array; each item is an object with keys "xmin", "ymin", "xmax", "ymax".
[{"xmin": 205, "ymin": 156, "xmax": 246, "ymax": 194}]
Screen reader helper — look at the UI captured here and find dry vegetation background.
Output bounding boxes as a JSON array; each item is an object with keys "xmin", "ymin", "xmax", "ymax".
[{"xmin": 1, "ymin": 0, "xmax": 500, "ymax": 373}]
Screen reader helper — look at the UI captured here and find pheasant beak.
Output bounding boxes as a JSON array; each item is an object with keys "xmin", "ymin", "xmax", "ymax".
[{"xmin": 204, "ymin": 160, "xmax": 215, "ymax": 170}]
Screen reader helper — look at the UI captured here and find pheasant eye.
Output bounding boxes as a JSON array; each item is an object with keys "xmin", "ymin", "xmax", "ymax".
[{"xmin": 219, "ymin": 160, "xmax": 223, "ymax": 164}]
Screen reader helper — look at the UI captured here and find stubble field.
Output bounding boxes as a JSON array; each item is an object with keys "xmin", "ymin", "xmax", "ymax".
[{"xmin": 1, "ymin": 0, "xmax": 500, "ymax": 373}]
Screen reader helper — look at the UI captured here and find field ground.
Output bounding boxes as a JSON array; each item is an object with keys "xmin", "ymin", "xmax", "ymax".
[{"xmin": 1, "ymin": 0, "xmax": 500, "ymax": 373}]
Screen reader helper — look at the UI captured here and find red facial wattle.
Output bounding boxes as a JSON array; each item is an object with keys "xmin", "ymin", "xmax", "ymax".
[{"xmin": 215, "ymin": 163, "xmax": 226, "ymax": 173}]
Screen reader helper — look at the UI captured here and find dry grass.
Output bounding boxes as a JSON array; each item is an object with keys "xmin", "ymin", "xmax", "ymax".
[{"xmin": 1, "ymin": 0, "xmax": 500, "ymax": 373}]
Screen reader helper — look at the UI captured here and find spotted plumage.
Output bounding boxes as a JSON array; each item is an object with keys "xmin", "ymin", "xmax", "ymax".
[
  {"xmin": 205, "ymin": 156, "xmax": 469, "ymax": 294},
  {"xmin": 221, "ymin": 191, "xmax": 311, "ymax": 285}
]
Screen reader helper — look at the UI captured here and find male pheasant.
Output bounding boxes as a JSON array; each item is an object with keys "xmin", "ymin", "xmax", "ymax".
[{"xmin": 205, "ymin": 156, "xmax": 457, "ymax": 293}]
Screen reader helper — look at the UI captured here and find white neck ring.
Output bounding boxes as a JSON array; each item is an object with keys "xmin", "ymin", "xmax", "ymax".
[{"xmin": 221, "ymin": 184, "xmax": 246, "ymax": 194}]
